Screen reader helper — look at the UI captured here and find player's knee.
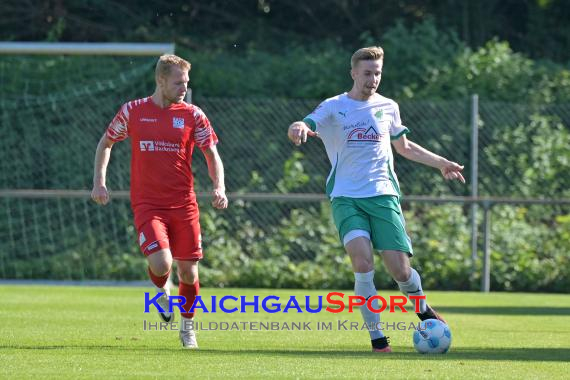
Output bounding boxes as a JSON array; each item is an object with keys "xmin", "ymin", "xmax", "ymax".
[
  {"xmin": 148, "ymin": 256, "xmax": 172, "ymax": 277},
  {"xmin": 178, "ymin": 266, "xmax": 198, "ymax": 284},
  {"xmin": 178, "ymin": 272, "xmax": 197, "ymax": 284},
  {"xmin": 351, "ymin": 255, "xmax": 374, "ymax": 273},
  {"xmin": 147, "ymin": 249, "xmax": 173, "ymax": 277},
  {"xmin": 149, "ymin": 262, "xmax": 171, "ymax": 277}
]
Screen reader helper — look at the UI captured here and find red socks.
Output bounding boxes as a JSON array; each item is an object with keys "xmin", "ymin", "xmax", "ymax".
[
  {"xmin": 148, "ymin": 266, "xmax": 199, "ymax": 319},
  {"xmin": 179, "ymin": 279, "xmax": 200, "ymax": 319},
  {"xmin": 148, "ymin": 266, "xmax": 170, "ymax": 289}
]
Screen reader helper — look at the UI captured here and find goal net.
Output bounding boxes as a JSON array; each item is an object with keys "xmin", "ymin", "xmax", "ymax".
[{"xmin": 0, "ymin": 43, "xmax": 173, "ymax": 280}]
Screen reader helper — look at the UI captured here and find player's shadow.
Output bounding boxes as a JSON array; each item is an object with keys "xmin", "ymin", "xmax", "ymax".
[
  {"xmin": 203, "ymin": 347, "xmax": 570, "ymax": 362},
  {"xmin": 404, "ymin": 306, "xmax": 570, "ymax": 316},
  {"xmin": 3, "ymin": 345, "xmax": 569, "ymax": 362}
]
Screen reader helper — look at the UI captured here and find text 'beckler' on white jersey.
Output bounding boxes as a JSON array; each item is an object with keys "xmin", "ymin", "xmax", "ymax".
[{"xmin": 303, "ymin": 93, "xmax": 409, "ymax": 199}]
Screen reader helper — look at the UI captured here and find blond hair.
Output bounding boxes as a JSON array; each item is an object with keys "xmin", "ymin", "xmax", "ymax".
[
  {"xmin": 350, "ymin": 46, "xmax": 384, "ymax": 68},
  {"xmin": 155, "ymin": 54, "xmax": 191, "ymax": 79}
]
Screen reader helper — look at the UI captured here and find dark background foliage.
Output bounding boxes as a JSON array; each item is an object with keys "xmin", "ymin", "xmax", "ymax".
[{"xmin": 1, "ymin": 0, "xmax": 569, "ymax": 291}]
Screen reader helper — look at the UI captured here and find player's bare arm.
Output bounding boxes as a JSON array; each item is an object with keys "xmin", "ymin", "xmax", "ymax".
[
  {"xmin": 202, "ymin": 145, "xmax": 228, "ymax": 209},
  {"xmin": 91, "ymin": 133, "xmax": 116, "ymax": 205},
  {"xmin": 288, "ymin": 121, "xmax": 318, "ymax": 146},
  {"xmin": 392, "ymin": 134, "xmax": 465, "ymax": 183}
]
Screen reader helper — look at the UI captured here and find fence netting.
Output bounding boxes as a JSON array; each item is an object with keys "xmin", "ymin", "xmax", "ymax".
[{"xmin": 1, "ymin": 54, "xmax": 568, "ymax": 290}]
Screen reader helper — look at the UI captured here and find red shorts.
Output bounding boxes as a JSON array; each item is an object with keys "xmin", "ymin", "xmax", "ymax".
[{"xmin": 133, "ymin": 203, "xmax": 203, "ymax": 261}]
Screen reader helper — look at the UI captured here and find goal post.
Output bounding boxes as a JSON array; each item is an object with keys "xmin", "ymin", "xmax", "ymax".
[
  {"xmin": 0, "ymin": 41, "xmax": 180, "ymax": 281},
  {"xmin": 0, "ymin": 41, "xmax": 191, "ymax": 103},
  {"xmin": 0, "ymin": 42, "xmax": 175, "ymax": 56}
]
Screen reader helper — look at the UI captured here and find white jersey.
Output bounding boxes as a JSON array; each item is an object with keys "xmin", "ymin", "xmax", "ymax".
[{"xmin": 304, "ymin": 93, "xmax": 409, "ymax": 198}]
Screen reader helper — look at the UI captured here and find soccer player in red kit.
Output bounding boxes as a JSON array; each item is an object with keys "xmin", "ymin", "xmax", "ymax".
[{"xmin": 91, "ymin": 54, "xmax": 227, "ymax": 349}]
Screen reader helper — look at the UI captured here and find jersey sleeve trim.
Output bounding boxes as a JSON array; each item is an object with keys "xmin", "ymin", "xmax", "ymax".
[
  {"xmin": 198, "ymin": 140, "xmax": 219, "ymax": 151},
  {"xmin": 106, "ymin": 103, "xmax": 130, "ymax": 142},
  {"xmin": 303, "ymin": 118, "xmax": 317, "ymax": 132},
  {"xmin": 191, "ymin": 106, "xmax": 219, "ymax": 150},
  {"xmin": 390, "ymin": 127, "xmax": 410, "ymax": 141}
]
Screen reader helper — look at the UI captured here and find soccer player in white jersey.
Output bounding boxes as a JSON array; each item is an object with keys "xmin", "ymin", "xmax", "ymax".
[{"xmin": 287, "ymin": 46, "xmax": 465, "ymax": 353}]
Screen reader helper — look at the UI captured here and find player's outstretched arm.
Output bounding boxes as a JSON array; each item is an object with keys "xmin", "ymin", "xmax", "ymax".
[
  {"xmin": 202, "ymin": 145, "xmax": 228, "ymax": 210},
  {"xmin": 392, "ymin": 134, "xmax": 465, "ymax": 183},
  {"xmin": 91, "ymin": 133, "xmax": 115, "ymax": 205},
  {"xmin": 288, "ymin": 121, "xmax": 318, "ymax": 146}
]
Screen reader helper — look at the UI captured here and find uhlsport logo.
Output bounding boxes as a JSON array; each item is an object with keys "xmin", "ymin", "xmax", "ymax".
[
  {"xmin": 139, "ymin": 141, "xmax": 155, "ymax": 151},
  {"xmin": 173, "ymin": 117, "xmax": 185, "ymax": 129}
]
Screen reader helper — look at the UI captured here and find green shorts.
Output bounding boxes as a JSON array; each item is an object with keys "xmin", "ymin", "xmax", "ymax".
[{"xmin": 331, "ymin": 195, "xmax": 413, "ymax": 255}]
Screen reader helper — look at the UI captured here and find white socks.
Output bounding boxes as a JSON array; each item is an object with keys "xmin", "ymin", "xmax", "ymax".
[
  {"xmin": 396, "ymin": 268, "xmax": 427, "ymax": 313},
  {"xmin": 354, "ymin": 268, "xmax": 427, "ymax": 340},
  {"xmin": 354, "ymin": 271, "xmax": 384, "ymax": 339}
]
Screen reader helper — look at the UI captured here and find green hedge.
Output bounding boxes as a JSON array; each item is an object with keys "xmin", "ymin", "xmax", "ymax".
[{"xmin": 196, "ymin": 203, "xmax": 570, "ymax": 293}]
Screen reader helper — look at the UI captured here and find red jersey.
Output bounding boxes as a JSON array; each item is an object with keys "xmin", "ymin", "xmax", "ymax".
[{"xmin": 106, "ymin": 97, "xmax": 218, "ymax": 209}]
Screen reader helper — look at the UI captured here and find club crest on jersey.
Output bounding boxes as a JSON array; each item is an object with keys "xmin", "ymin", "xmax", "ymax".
[{"xmin": 172, "ymin": 117, "xmax": 185, "ymax": 129}]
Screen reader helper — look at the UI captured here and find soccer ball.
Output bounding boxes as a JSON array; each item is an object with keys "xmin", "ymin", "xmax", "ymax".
[{"xmin": 413, "ymin": 319, "xmax": 451, "ymax": 354}]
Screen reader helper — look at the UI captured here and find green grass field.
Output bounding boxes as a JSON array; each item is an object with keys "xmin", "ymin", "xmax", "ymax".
[{"xmin": 1, "ymin": 285, "xmax": 569, "ymax": 379}]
